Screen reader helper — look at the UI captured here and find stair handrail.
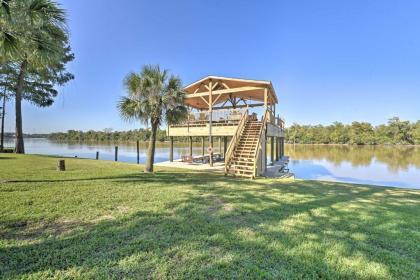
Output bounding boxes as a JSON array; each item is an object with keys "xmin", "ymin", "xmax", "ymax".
[
  {"xmin": 224, "ymin": 109, "xmax": 248, "ymax": 174},
  {"xmin": 252, "ymin": 109, "xmax": 270, "ymax": 178}
]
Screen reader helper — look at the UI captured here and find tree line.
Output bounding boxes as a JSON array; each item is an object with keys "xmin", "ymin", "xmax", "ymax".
[
  {"xmin": 48, "ymin": 117, "xmax": 420, "ymax": 145},
  {"xmin": 285, "ymin": 117, "xmax": 420, "ymax": 145},
  {"xmin": 48, "ymin": 128, "xmax": 169, "ymax": 142}
]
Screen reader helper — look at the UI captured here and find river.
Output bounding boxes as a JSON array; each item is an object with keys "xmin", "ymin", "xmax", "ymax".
[{"xmin": 3, "ymin": 138, "xmax": 420, "ymax": 189}]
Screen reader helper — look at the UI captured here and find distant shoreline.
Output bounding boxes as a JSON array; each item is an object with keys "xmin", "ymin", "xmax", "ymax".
[{"xmin": 4, "ymin": 137, "xmax": 419, "ymax": 147}]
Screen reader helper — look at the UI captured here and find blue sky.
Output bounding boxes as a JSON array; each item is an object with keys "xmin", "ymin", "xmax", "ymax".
[{"xmin": 5, "ymin": 0, "xmax": 420, "ymax": 133}]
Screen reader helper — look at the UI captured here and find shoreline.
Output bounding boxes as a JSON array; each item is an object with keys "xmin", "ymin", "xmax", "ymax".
[{"xmin": 7, "ymin": 137, "xmax": 419, "ymax": 147}]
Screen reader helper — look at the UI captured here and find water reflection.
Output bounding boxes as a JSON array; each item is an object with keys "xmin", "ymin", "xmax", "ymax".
[
  {"xmin": 286, "ymin": 144, "xmax": 420, "ymax": 173},
  {"xmin": 3, "ymin": 138, "xmax": 420, "ymax": 189},
  {"xmin": 286, "ymin": 145, "xmax": 420, "ymax": 189}
]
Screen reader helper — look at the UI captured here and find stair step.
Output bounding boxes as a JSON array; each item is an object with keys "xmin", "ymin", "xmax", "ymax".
[
  {"xmin": 234, "ymin": 153, "xmax": 254, "ymax": 156},
  {"xmin": 230, "ymin": 165, "xmax": 254, "ymax": 171},
  {"xmin": 229, "ymin": 160, "xmax": 254, "ymax": 167},
  {"xmin": 233, "ymin": 154, "xmax": 254, "ymax": 157},
  {"xmin": 228, "ymin": 168, "xmax": 253, "ymax": 175}
]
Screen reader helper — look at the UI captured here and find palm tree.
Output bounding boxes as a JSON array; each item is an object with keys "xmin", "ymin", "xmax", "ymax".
[
  {"xmin": 1, "ymin": 0, "xmax": 69, "ymax": 153},
  {"xmin": 118, "ymin": 65, "xmax": 187, "ymax": 172}
]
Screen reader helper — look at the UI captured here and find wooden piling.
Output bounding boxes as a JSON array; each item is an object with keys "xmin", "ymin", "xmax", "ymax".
[
  {"xmin": 271, "ymin": 136, "xmax": 274, "ymax": 165},
  {"xmin": 96, "ymin": 151, "xmax": 99, "ymax": 160},
  {"xmin": 115, "ymin": 146, "xmax": 118, "ymax": 161},
  {"xmin": 189, "ymin": 136, "xmax": 193, "ymax": 157},
  {"xmin": 136, "ymin": 140, "xmax": 140, "ymax": 164}
]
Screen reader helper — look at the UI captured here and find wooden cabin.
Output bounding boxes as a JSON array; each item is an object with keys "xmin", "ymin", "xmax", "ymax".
[{"xmin": 167, "ymin": 76, "xmax": 285, "ymax": 178}]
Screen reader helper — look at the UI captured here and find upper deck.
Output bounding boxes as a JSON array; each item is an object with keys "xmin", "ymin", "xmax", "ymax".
[
  {"xmin": 168, "ymin": 108, "xmax": 285, "ymax": 137},
  {"xmin": 167, "ymin": 75, "xmax": 285, "ymax": 138}
]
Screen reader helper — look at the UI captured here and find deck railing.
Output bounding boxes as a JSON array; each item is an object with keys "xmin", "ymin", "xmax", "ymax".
[
  {"xmin": 253, "ymin": 109, "xmax": 270, "ymax": 178},
  {"xmin": 263, "ymin": 110, "xmax": 285, "ymax": 132},
  {"xmin": 171, "ymin": 108, "xmax": 247, "ymax": 128},
  {"xmin": 224, "ymin": 109, "xmax": 249, "ymax": 175}
]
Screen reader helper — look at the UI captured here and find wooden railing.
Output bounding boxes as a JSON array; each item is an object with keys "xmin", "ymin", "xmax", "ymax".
[
  {"xmin": 252, "ymin": 109, "xmax": 269, "ymax": 178},
  {"xmin": 265, "ymin": 110, "xmax": 285, "ymax": 130},
  {"xmin": 224, "ymin": 109, "xmax": 249, "ymax": 175},
  {"xmin": 171, "ymin": 108, "xmax": 246, "ymax": 127}
]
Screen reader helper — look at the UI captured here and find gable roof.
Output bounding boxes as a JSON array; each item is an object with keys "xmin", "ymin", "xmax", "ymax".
[{"xmin": 183, "ymin": 76, "xmax": 278, "ymax": 110}]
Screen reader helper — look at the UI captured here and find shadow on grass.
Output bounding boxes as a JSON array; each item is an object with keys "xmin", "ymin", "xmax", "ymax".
[{"xmin": 1, "ymin": 173, "xmax": 419, "ymax": 279}]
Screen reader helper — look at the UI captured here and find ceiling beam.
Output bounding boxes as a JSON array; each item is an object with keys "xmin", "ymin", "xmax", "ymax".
[
  {"xmin": 184, "ymin": 86, "xmax": 265, "ymax": 99},
  {"xmin": 212, "ymin": 103, "xmax": 265, "ymax": 110}
]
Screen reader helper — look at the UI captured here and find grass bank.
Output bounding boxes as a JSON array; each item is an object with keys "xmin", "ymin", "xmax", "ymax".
[{"xmin": 0, "ymin": 154, "xmax": 419, "ymax": 279}]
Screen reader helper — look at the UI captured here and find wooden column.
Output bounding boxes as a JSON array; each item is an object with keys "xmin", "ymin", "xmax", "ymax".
[
  {"xmin": 208, "ymin": 80, "xmax": 213, "ymax": 166},
  {"xmin": 169, "ymin": 137, "xmax": 174, "ymax": 162},
  {"xmin": 270, "ymin": 136, "xmax": 274, "ymax": 165},
  {"xmin": 201, "ymin": 136, "xmax": 205, "ymax": 157},
  {"xmin": 281, "ymin": 138, "xmax": 284, "ymax": 158},
  {"xmin": 275, "ymin": 137, "xmax": 279, "ymax": 161},
  {"xmin": 218, "ymin": 137, "xmax": 222, "ymax": 154},
  {"xmin": 189, "ymin": 136, "xmax": 193, "ymax": 157},
  {"xmin": 114, "ymin": 146, "xmax": 118, "ymax": 161},
  {"xmin": 273, "ymin": 104, "xmax": 276, "ymax": 120},
  {"xmin": 283, "ymin": 138, "xmax": 285, "ymax": 157},
  {"xmin": 264, "ymin": 88, "xmax": 268, "ymax": 112},
  {"xmin": 223, "ymin": 136, "xmax": 227, "ymax": 157},
  {"xmin": 264, "ymin": 136, "xmax": 267, "ymax": 174}
]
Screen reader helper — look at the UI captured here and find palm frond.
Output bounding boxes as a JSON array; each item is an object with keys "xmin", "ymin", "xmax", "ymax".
[
  {"xmin": 0, "ymin": 30, "xmax": 18, "ymax": 57},
  {"xmin": 0, "ymin": 0, "xmax": 10, "ymax": 17},
  {"xmin": 118, "ymin": 64, "xmax": 187, "ymax": 127},
  {"xmin": 29, "ymin": 0, "xmax": 66, "ymax": 26}
]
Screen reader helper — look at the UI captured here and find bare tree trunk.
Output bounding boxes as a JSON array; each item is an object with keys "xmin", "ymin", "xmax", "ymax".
[
  {"xmin": 15, "ymin": 60, "xmax": 27, "ymax": 154},
  {"xmin": 0, "ymin": 87, "xmax": 6, "ymax": 151},
  {"xmin": 144, "ymin": 119, "xmax": 159, "ymax": 173}
]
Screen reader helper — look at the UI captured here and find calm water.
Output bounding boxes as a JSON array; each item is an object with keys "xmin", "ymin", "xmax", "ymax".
[{"xmin": 4, "ymin": 138, "xmax": 420, "ymax": 189}]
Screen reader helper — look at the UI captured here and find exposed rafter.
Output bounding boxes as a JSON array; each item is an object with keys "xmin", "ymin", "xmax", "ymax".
[{"xmin": 184, "ymin": 86, "xmax": 265, "ymax": 99}]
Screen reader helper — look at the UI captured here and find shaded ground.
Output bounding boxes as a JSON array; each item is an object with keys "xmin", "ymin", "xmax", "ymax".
[{"xmin": 0, "ymin": 154, "xmax": 419, "ymax": 279}]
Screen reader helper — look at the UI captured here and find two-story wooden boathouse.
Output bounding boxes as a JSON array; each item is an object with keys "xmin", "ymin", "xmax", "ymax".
[{"xmin": 167, "ymin": 76, "xmax": 285, "ymax": 178}]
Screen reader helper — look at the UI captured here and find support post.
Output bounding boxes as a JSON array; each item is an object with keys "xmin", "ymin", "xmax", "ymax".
[
  {"xmin": 136, "ymin": 140, "xmax": 140, "ymax": 164},
  {"xmin": 201, "ymin": 137, "xmax": 205, "ymax": 157},
  {"xmin": 208, "ymin": 80, "xmax": 213, "ymax": 166},
  {"xmin": 283, "ymin": 138, "xmax": 285, "ymax": 157},
  {"xmin": 271, "ymin": 136, "xmax": 274, "ymax": 165},
  {"xmin": 273, "ymin": 104, "xmax": 276, "ymax": 121},
  {"xmin": 264, "ymin": 88, "xmax": 268, "ymax": 112},
  {"xmin": 169, "ymin": 137, "xmax": 173, "ymax": 162},
  {"xmin": 218, "ymin": 137, "xmax": 222, "ymax": 154},
  {"xmin": 96, "ymin": 151, "xmax": 99, "ymax": 160},
  {"xmin": 114, "ymin": 146, "xmax": 118, "ymax": 161},
  {"xmin": 223, "ymin": 136, "xmax": 227, "ymax": 158},
  {"xmin": 281, "ymin": 138, "xmax": 284, "ymax": 158},
  {"xmin": 275, "ymin": 137, "xmax": 279, "ymax": 161},
  {"xmin": 189, "ymin": 136, "xmax": 193, "ymax": 157},
  {"xmin": 264, "ymin": 137, "xmax": 267, "ymax": 173},
  {"xmin": 210, "ymin": 136, "xmax": 213, "ymax": 164}
]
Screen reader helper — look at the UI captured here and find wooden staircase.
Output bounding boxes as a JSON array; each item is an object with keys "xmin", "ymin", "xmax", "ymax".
[{"xmin": 225, "ymin": 120, "xmax": 263, "ymax": 178}]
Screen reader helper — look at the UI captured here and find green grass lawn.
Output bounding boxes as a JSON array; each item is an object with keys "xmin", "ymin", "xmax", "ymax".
[{"xmin": 0, "ymin": 154, "xmax": 419, "ymax": 279}]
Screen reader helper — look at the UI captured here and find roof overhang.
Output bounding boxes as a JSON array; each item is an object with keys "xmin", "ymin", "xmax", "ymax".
[{"xmin": 183, "ymin": 76, "xmax": 278, "ymax": 110}]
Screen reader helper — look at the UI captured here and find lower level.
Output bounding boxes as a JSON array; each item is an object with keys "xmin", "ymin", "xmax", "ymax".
[{"xmin": 167, "ymin": 109, "xmax": 285, "ymax": 178}]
